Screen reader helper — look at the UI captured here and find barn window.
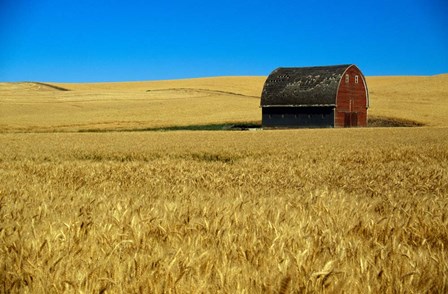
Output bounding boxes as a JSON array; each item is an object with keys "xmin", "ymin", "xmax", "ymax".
[
  {"xmin": 355, "ymin": 75, "xmax": 359, "ymax": 84},
  {"xmin": 345, "ymin": 74, "xmax": 349, "ymax": 83}
]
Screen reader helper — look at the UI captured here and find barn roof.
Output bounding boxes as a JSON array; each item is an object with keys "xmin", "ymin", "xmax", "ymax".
[{"xmin": 261, "ymin": 64, "xmax": 353, "ymax": 107}]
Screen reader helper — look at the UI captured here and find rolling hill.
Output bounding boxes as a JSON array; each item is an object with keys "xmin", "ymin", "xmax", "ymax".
[{"xmin": 0, "ymin": 75, "xmax": 447, "ymax": 132}]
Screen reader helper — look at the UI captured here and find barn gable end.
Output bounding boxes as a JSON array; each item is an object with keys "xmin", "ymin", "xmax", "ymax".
[{"xmin": 260, "ymin": 64, "xmax": 369, "ymax": 128}]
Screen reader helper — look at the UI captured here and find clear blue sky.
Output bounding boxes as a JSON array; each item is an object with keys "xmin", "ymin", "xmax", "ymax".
[{"xmin": 1, "ymin": 0, "xmax": 447, "ymax": 82}]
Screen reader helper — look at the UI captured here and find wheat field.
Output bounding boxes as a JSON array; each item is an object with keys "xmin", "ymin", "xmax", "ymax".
[
  {"xmin": 1, "ymin": 74, "xmax": 448, "ymax": 132},
  {"xmin": 0, "ymin": 77, "xmax": 265, "ymax": 132},
  {"xmin": 1, "ymin": 75, "xmax": 448, "ymax": 293}
]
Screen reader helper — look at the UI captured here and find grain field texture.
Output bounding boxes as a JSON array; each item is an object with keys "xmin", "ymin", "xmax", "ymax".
[
  {"xmin": 1, "ymin": 128, "xmax": 448, "ymax": 293},
  {"xmin": 1, "ymin": 75, "xmax": 448, "ymax": 293},
  {"xmin": 0, "ymin": 77, "xmax": 265, "ymax": 132},
  {"xmin": 1, "ymin": 74, "xmax": 448, "ymax": 132}
]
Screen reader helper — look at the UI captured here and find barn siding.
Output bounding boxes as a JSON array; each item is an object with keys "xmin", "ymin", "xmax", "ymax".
[
  {"xmin": 335, "ymin": 66, "xmax": 368, "ymax": 127},
  {"xmin": 262, "ymin": 107, "xmax": 334, "ymax": 128}
]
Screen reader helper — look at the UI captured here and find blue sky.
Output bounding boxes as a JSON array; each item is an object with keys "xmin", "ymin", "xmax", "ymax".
[{"xmin": 0, "ymin": 0, "xmax": 447, "ymax": 82}]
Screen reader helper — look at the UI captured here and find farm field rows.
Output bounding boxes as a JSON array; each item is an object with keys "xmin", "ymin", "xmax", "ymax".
[{"xmin": 1, "ymin": 75, "xmax": 448, "ymax": 292}]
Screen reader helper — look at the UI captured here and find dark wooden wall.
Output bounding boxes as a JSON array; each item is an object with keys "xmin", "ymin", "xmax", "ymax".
[
  {"xmin": 335, "ymin": 66, "xmax": 368, "ymax": 127},
  {"xmin": 262, "ymin": 107, "xmax": 335, "ymax": 128}
]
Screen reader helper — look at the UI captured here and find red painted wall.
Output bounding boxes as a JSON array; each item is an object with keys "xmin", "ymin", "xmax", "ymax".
[{"xmin": 335, "ymin": 65, "xmax": 368, "ymax": 127}]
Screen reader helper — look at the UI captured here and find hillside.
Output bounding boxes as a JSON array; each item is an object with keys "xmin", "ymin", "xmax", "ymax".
[
  {"xmin": 366, "ymin": 74, "xmax": 448, "ymax": 126},
  {"xmin": 0, "ymin": 75, "xmax": 447, "ymax": 132}
]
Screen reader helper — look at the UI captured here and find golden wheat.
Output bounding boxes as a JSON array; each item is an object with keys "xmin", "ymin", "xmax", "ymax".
[
  {"xmin": 1, "ymin": 127, "xmax": 447, "ymax": 293},
  {"xmin": 1, "ymin": 75, "xmax": 447, "ymax": 292},
  {"xmin": 1, "ymin": 75, "xmax": 448, "ymax": 133}
]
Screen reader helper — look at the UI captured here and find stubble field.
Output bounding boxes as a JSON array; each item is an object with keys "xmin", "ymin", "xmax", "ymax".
[{"xmin": 1, "ymin": 75, "xmax": 448, "ymax": 293}]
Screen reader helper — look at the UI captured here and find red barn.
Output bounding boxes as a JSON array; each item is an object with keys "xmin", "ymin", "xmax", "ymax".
[{"xmin": 261, "ymin": 64, "xmax": 369, "ymax": 128}]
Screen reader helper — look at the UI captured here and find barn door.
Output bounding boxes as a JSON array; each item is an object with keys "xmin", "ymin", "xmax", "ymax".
[
  {"xmin": 344, "ymin": 113, "xmax": 351, "ymax": 127},
  {"xmin": 343, "ymin": 98, "xmax": 359, "ymax": 127},
  {"xmin": 344, "ymin": 112, "xmax": 358, "ymax": 127},
  {"xmin": 351, "ymin": 112, "xmax": 358, "ymax": 127}
]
